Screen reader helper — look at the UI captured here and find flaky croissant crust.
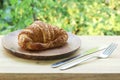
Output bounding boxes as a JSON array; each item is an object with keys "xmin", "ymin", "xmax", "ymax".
[{"xmin": 18, "ymin": 21, "xmax": 68, "ymax": 50}]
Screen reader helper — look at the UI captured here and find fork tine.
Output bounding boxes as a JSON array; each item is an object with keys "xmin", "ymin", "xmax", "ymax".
[
  {"xmin": 103, "ymin": 43, "xmax": 114, "ymax": 54},
  {"xmin": 103, "ymin": 43, "xmax": 117, "ymax": 55},
  {"xmin": 105, "ymin": 44, "xmax": 117, "ymax": 55},
  {"xmin": 104, "ymin": 43, "xmax": 114, "ymax": 54}
]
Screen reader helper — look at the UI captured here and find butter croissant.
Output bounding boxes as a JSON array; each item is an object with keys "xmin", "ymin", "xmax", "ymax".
[{"xmin": 18, "ymin": 21, "xmax": 68, "ymax": 51}]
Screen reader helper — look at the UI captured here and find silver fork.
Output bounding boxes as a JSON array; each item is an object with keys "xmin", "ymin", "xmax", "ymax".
[{"xmin": 60, "ymin": 43, "xmax": 118, "ymax": 70}]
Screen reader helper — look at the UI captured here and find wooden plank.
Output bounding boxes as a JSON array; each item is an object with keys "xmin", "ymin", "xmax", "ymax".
[
  {"xmin": 0, "ymin": 36, "xmax": 120, "ymax": 75},
  {"xmin": 0, "ymin": 74, "xmax": 120, "ymax": 80}
]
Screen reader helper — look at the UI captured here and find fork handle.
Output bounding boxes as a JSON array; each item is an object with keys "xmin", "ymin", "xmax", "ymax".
[{"xmin": 60, "ymin": 56, "xmax": 97, "ymax": 70}]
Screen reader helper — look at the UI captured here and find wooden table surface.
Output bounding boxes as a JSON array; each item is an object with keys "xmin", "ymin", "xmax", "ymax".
[{"xmin": 0, "ymin": 36, "xmax": 120, "ymax": 80}]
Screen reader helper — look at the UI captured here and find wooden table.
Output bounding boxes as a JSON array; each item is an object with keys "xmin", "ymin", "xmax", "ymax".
[{"xmin": 0, "ymin": 36, "xmax": 120, "ymax": 80}]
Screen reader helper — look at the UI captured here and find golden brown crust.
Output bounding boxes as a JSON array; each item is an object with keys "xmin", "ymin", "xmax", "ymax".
[{"xmin": 18, "ymin": 20, "xmax": 68, "ymax": 51}]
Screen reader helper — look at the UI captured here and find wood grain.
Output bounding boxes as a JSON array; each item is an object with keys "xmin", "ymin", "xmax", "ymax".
[
  {"xmin": 1, "ymin": 30, "xmax": 81, "ymax": 60},
  {"xmin": 0, "ymin": 36, "xmax": 120, "ymax": 80},
  {"xmin": 1, "ymin": 74, "xmax": 120, "ymax": 80}
]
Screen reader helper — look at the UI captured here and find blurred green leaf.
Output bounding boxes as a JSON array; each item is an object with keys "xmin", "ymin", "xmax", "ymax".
[{"xmin": 0, "ymin": 0, "xmax": 120, "ymax": 35}]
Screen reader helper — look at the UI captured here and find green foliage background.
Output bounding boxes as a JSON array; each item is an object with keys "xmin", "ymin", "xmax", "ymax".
[{"xmin": 0, "ymin": 0, "xmax": 120, "ymax": 35}]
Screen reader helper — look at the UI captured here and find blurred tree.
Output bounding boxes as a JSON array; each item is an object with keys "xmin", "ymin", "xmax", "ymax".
[
  {"xmin": 0, "ymin": 0, "xmax": 120, "ymax": 35},
  {"xmin": 0, "ymin": 0, "xmax": 3, "ymax": 9}
]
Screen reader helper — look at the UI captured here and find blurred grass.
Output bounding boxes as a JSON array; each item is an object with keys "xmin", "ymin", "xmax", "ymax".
[{"xmin": 0, "ymin": 0, "xmax": 120, "ymax": 35}]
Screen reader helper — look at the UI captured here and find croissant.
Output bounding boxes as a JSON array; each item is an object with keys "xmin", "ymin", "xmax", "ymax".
[{"xmin": 18, "ymin": 20, "xmax": 68, "ymax": 51}]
